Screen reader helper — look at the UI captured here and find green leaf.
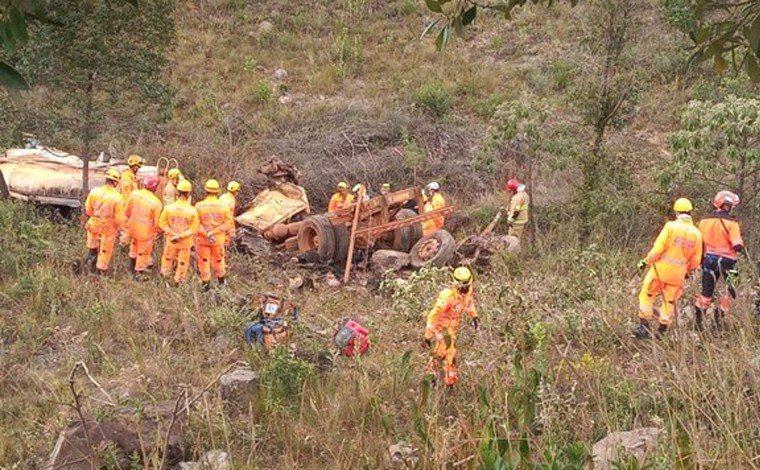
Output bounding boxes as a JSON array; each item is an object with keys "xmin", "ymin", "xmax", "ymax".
[
  {"xmin": 746, "ymin": 52, "xmax": 760, "ymax": 83},
  {"xmin": 9, "ymin": 7, "xmax": 29, "ymax": 44},
  {"xmin": 424, "ymin": 0, "xmax": 442, "ymax": 13},
  {"xmin": 435, "ymin": 25, "xmax": 450, "ymax": 51},
  {"xmin": 1, "ymin": 25, "xmax": 17, "ymax": 55},
  {"xmin": 462, "ymin": 5, "xmax": 477, "ymax": 26},
  {"xmin": 714, "ymin": 54, "xmax": 727, "ymax": 74},
  {"xmin": 0, "ymin": 61, "xmax": 29, "ymax": 90},
  {"xmin": 420, "ymin": 19, "xmax": 440, "ymax": 39}
]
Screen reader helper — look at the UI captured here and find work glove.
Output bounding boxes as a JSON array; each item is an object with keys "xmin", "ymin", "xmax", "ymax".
[
  {"xmin": 207, "ymin": 232, "xmax": 216, "ymax": 244},
  {"xmin": 726, "ymin": 269, "xmax": 739, "ymax": 287},
  {"xmin": 472, "ymin": 317, "xmax": 481, "ymax": 331},
  {"xmin": 637, "ymin": 259, "xmax": 648, "ymax": 271},
  {"xmin": 507, "ymin": 215, "xmax": 515, "ymax": 224}
]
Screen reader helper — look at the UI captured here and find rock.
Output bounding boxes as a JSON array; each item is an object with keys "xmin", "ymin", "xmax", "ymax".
[
  {"xmin": 179, "ymin": 450, "xmax": 231, "ymax": 470},
  {"xmin": 272, "ymin": 68, "xmax": 288, "ymax": 81},
  {"xmin": 387, "ymin": 442, "xmax": 419, "ymax": 468},
  {"xmin": 371, "ymin": 250, "xmax": 411, "ymax": 271},
  {"xmin": 219, "ymin": 367, "xmax": 258, "ymax": 411},
  {"xmin": 47, "ymin": 401, "xmax": 186, "ymax": 469},
  {"xmin": 592, "ymin": 427, "xmax": 663, "ymax": 470},
  {"xmin": 278, "ymin": 94, "xmax": 293, "ymax": 105},
  {"xmin": 256, "ymin": 20, "xmax": 274, "ymax": 36},
  {"xmin": 325, "ymin": 273, "xmax": 341, "ymax": 288}
]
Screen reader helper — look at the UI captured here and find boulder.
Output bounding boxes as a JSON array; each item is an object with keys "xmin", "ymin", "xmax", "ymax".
[
  {"xmin": 219, "ymin": 367, "xmax": 258, "ymax": 411},
  {"xmin": 47, "ymin": 401, "xmax": 186, "ymax": 469},
  {"xmin": 179, "ymin": 450, "xmax": 231, "ymax": 470},
  {"xmin": 256, "ymin": 21, "xmax": 274, "ymax": 36},
  {"xmin": 272, "ymin": 68, "xmax": 288, "ymax": 81},
  {"xmin": 372, "ymin": 249, "xmax": 411, "ymax": 271},
  {"xmin": 592, "ymin": 427, "xmax": 663, "ymax": 470}
]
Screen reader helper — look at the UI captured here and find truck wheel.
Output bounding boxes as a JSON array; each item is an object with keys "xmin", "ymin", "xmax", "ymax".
[
  {"xmin": 297, "ymin": 215, "xmax": 336, "ymax": 261},
  {"xmin": 410, "ymin": 229, "xmax": 456, "ymax": 268},
  {"xmin": 395, "ymin": 208, "xmax": 423, "ymax": 249},
  {"xmin": 332, "ymin": 224, "xmax": 350, "ymax": 265}
]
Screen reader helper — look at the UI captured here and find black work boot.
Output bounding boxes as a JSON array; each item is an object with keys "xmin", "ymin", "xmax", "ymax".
[
  {"xmin": 632, "ymin": 319, "xmax": 652, "ymax": 339},
  {"xmin": 129, "ymin": 257, "xmax": 137, "ymax": 272},
  {"xmin": 202, "ymin": 281, "xmax": 211, "ymax": 292},
  {"xmin": 694, "ymin": 306, "xmax": 705, "ymax": 331},
  {"xmin": 656, "ymin": 323, "xmax": 668, "ymax": 338},
  {"xmin": 217, "ymin": 276, "xmax": 226, "ymax": 287},
  {"xmin": 85, "ymin": 248, "xmax": 98, "ymax": 270}
]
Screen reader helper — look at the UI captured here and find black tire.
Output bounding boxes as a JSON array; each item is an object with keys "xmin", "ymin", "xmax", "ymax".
[
  {"xmin": 410, "ymin": 229, "xmax": 456, "ymax": 268},
  {"xmin": 297, "ymin": 215, "xmax": 336, "ymax": 262},
  {"xmin": 395, "ymin": 208, "xmax": 423, "ymax": 249},
  {"xmin": 332, "ymin": 224, "xmax": 350, "ymax": 265}
]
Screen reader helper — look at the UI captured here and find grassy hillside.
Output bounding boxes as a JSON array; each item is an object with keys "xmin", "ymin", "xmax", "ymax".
[{"xmin": 3, "ymin": 0, "xmax": 760, "ymax": 468}]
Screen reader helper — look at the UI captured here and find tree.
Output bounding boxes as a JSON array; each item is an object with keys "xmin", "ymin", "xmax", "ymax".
[
  {"xmin": 16, "ymin": 0, "xmax": 174, "ymax": 194},
  {"xmin": 660, "ymin": 95, "xmax": 760, "ymax": 212},
  {"xmin": 423, "ymin": 0, "xmax": 760, "ymax": 83}
]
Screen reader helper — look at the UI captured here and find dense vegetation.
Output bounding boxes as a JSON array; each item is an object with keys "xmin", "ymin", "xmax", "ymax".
[{"xmin": 2, "ymin": 0, "xmax": 760, "ymax": 468}]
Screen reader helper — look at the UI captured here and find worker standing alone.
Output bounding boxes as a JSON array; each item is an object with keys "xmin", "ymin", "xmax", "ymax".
[
  {"xmin": 328, "ymin": 181, "xmax": 354, "ymax": 212},
  {"xmin": 421, "ymin": 182, "xmax": 445, "ymax": 236},
  {"xmin": 634, "ymin": 198, "xmax": 702, "ymax": 339},
  {"xmin": 694, "ymin": 191, "xmax": 744, "ymax": 330},
  {"xmin": 159, "ymin": 180, "xmax": 199, "ymax": 285},
  {"xmin": 84, "ymin": 169, "xmax": 126, "ymax": 274},
  {"xmin": 195, "ymin": 179, "xmax": 234, "ymax": 291},
  {"xmin": 424, "ymin": 266, "xmax": 480, "ymax": 387},
  {"xmin": 219, "ymin": 181, "xmax": 240, "ymax": 247},
  {"xmin": 124, "ymin": 175, "xmax": 162, "ymax": 277},
  {"xmin": 505, "ymin": 178, "xmax": 530, "ymax": 240}
]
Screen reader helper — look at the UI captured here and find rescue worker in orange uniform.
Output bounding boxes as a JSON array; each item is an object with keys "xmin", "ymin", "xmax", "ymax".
[
  {"xmin": 84, "ymin": 169, "xmax": 126, "ymax": 274},
  {"xmin": 219, "ymin": 181, "xmax": 240, "ymax": 247},
  {"xmin": 424, "ymin": 266, "xmax": 480, "ymax": 386},
  {"xmin": 505, "ymin": 178, "xmax": 530, "ymax": 240},
  {"xmin": 634, "ymin": 198, "xmax": 703, "ymax": 339},
  {"xmin": 421, "ymin": 181, "xmax": 445, "ymax": 236},
  {"xmin": 328, "ymin": 182, "xmax": 354, "ymax": 212},
  {"xmin": 124, "ymin": 175, "xmax": 163, "ymax": 277},
  {"xmin": 195, "ymin": 179, "xmax": 234, "ymax": 291},
  {"xmin": 694, "ymin": 191, "xmax": 744, "ymax": 330},
  {"xmin": 380, "ymin": 183, "xmax": 392, "ymax": 196},
  {"xmin": 159, "ymin": 180, "xmax": 199, "ymax": 285},
  {"xmin": 120, "ymin": 154, "xmax": 143, "ymax": 197}
]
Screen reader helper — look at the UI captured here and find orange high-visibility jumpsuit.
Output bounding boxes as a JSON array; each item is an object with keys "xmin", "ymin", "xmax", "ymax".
[
  {"xmin": 424, "ymin": 287, "xmax": 478, "ymax": 385},
  {"xmin": 84, "ymin": 184, "xmax": 125, "ymax": 271},
  {"xmin": 195, "ymin": 195, "xmax": 234, "ymax": 282},
  {"xmin": 163, "ymin": 179, "xmax": 178, "ymax": 205},
  {"xmin": 421, "ymin": 192, "xmax": 446, "ymax": 236},
  {"xmin": 507, "ymin": 190, "xmax": 530, "ymax": 239},
  {"xmin": 219, "ymin": 191, "xmax": 237, "ymax": 246},
  {"xmin": 125, "ymin": 189, "xmax": 162, "ymax": 272},
  {"xmin": 159, "ymin": 199, "xmax": 199, "ymax": 283},
  {"xmin": 695, "ymin": 212, "xmax": 743, "ymax": 313},
  {"xmin": 120, "ymin": 168, "xmax": 140, "ymax": 198},
  {"xmin": 328, "ymin": 192, "xmax": 354, "ymax": 212},
  {"xmin": 639, "ymin": 217, "xmax": 703, "ymax": 326}
]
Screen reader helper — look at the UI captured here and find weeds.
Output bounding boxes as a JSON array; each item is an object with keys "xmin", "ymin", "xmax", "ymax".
[{"xmin": 412, "ymin": 81, "xmax": 451, "ymax": 118}]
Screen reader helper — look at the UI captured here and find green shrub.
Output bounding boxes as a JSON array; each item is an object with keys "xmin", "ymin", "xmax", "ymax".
[
  {"xmin": 259, "ymin": 346, "xmax": 315, "ymax": 413},
  {"xmin": 255, "ymin": 79, "xmax": 272, "ymax": 102},
  {"xmin": 412, "ymin": 81, "xmax": 451, "ymax": 118},
  {"xmin": 396, "ymin": 0, "xmax": 419, "ymax": 16}
]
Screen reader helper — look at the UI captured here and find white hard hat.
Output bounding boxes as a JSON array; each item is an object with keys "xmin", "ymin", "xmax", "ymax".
[{"xmin": 426, "ymin": 182, "xmax": 440, "ymax": 191}]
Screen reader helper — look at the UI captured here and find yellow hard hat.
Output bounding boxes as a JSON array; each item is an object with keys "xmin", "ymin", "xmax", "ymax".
[
  {"xmin": 228, "ymin": 181, "xmax": 241, "ymax": 192},
  {"xmin": 168, "ymin": 168, "xmax": 181, "ymax": 179},
  {"xmin": 381, "ymin": 183, "xmax": 391, "ymax": 190},
  {"xmin": 352, "ymin": 183, "xmax": 363, "ymax": 193},
  {"xmin": 127, "ymin": 154, "xmax": 143, "ymax": 167},
  {"xmin": 204, "ymin": 179, "xmax": 220, "ymax": 193},
  {"xmin": 337, "ymin": 181, "xmax": 348, "ymax": 190},
  {"xmin": 452, "ymin": 266, "xmax": 473, "ymax": 285},
  {"xmin": 177, "ymin": 180, "xmax": 192, "ymax": 193},
  {"xmin": 673, "ymin": 198, "xmax": 693, "ymax": 213},
  {"xmin": 105, "ymin": 168, "xmax": 121, "ymax": 182}
]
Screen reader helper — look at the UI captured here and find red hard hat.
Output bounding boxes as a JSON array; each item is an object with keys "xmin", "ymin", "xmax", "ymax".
[
  {"xmin": 144, "ymin": 175, "xmax": 160, "ymax": 192},
  {"xmin": 506, "ymin": 178, "xmax": 521, "ymax": 191},
  {"xmin": 713, "ymin": 190, "xmax": 739, "ymax": 209}
]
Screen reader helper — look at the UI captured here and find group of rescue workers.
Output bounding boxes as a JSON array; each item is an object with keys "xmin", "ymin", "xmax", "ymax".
[
  {"xmin": 85, "ymin": 155, "xmax": 746, "ymax": 387},
  {"xmin": 83, "ymin": 154, "xmax": 241, "ymax": 290}
]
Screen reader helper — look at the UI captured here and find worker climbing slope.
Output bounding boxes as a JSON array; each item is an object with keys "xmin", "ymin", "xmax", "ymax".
[
  {"xmin": 124, "ymin": 175, "xmax": 163, "ymax": 278},
  {"xmin": 505, "ymin": 178, "xmax": 530, "ymax": 240},
  {"xmin": 84, "ymin": 169, "xmax": 126, "ymax": 274},
  {"xmin": 421, "ymin": 181, "xmax": 445, "ymax": 236},
  {"xmin": 424, "ymin": 266, "xmax": 480, "ymax": 387},
  {"xmin": 195, "ymin": 179, "xmax": 234, "ymax": 291},
  {"xmin": 159, "ymin": 180, "xmax": 199, "ymax": 285},
  {"xmin": 634, "ymin": 198, "xmax": 702, "ymax": 339},
  {"xmin": 220, "ymin": 181, "xmax": 241, "ymax": 247},
  {"xmin": 694, "ymin": 191, "xmax": 744, "ymax": 330},
  {"xmin": 328, "ymin": 181, "xmax": 354, "ymax": 212}
]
